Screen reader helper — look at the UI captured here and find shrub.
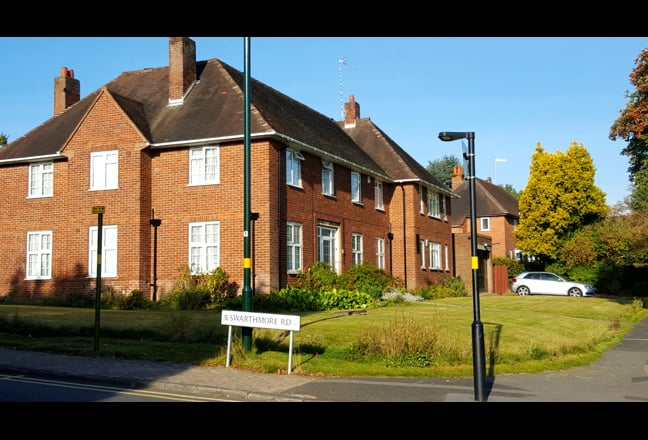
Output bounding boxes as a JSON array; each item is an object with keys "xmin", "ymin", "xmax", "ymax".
[
  {"xmin": 163, "ymin": 265, "xmax": 236, "ymax": 310},
  {"xmin": 337, "ymin": 263, "xmax": 401, "ymax": 299},
  {"xmin": 290, "ymin": 262, "xmax": 338, "ymax": 291},
  {"xmin": 493, "ymin": 257, "xmax": 525, "ymax": 278},
  {"xmin": 119, "ymin": 289, "xmax": 153, "ymax": 310},
  {"xmin": 423, "ymin": 275, "xmax": 468, "ymax": 299}
]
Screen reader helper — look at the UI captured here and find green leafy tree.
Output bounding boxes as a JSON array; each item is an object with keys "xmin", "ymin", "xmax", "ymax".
[
  {"xmin": 630, "ymin": 158, "xmax": 648, "ymax": 213},
  {"xmin": 609, "ymin": 47, "xmax": 648, "ymax": 182},
  {"xmin": 561, "ymin": 210, "xmax": 648, "ymax": 269},
  {"xmin": 500, "ymin": 184, "xmax": 521, "ymax": 200},
  {"xmin": 0, "ymin": 132, "xmax": 8, "ymax": 147},
  {"xmin": 426, "ymin": 154, "xmax": 461, "ymax": 188},
  {"xmin": 515, "ymin": 142, "xmax": 608, "ymax": 260}
]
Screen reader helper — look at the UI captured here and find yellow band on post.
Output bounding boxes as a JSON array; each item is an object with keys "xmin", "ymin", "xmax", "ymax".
[
  {"xmin": 471, "ymin": 256, "xmax": 478, "ymax": 270},
  {"xmin": 243, "ymin": 258, "xmax": 251, "ymax": 268}
]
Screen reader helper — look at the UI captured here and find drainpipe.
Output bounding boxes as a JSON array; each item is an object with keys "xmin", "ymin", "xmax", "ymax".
[
  {"xmin": 401, "ymin": 184, "xmax": 407, "ymax": 287},
  {"xmin": 387, "ymin": 223, "xmax": 394, "ymax": 275},
  {"xmin": 150, "ymin": 209, "xmax": 162, "ymax": 302}
]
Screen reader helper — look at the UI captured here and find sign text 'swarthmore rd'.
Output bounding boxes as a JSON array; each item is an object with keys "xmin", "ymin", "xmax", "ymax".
[{"xmin": 221, "ymin": 310, "xmax": 300, "ymax": 331}]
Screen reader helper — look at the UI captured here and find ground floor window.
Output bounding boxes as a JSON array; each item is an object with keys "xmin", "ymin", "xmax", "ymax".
[
  {"xmin": 189, "ymin": 221, "xmax": 220, "ymax": 273},
  {"xmin": 26, "ymin": 230, "xmax": 52, "ymax": 279},
  {"xmin": 89, "ymin": 225, "xmax": 117, "ymax": 277}
]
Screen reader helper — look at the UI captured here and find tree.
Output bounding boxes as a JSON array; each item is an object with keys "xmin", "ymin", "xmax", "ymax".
[
  {"xmin": 500, "ymin": 184, "xmax": 521, "ymax": 200},
  {"xmin": 0, "ymin": 132, "xmax": 7, "ymax": 147},
  {"xmin": 630, "ymin": 158, "xmax": 648, "ymax": 213},
  {"xmin": 426, "ymin": 154, "xmax": 460, "ymax": 188},
  {"xmin": 609, "ymin": 47, "xmax": 648, "ymax": 182},
  {"xmin": 515, "ymin": 142, "xmax": 608, "ymax": 260}
]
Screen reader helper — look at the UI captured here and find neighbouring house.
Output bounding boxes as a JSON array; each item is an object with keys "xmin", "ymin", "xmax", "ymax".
[
  {"xmin": 451, "ymin": 164, "xmax": 520, "ymax": 293},
  {"xmin": 0, "ymin": 37, "xmax": 457, "ymax": 302}
]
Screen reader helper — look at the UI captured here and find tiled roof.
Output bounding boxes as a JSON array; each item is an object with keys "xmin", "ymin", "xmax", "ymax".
[
  {"xmin": 341, "ymin": 117, "xmax": 454, "ymax": 196},
  {"xmin": 451, "ymin": 177, "xmax": 520, "ymax": 224},
  {"xmin": 0, "ymin": 58, "xmax": 388, "ymax": 180}
]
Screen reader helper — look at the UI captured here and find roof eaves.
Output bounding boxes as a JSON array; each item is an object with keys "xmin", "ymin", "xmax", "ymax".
[
  {"xmin": 393, "ymin": 178, "xmax": 457, "ymax": 198},
  {"xmin": 0, "ymin": 152, "xmax": 65, "ymax": 165}
]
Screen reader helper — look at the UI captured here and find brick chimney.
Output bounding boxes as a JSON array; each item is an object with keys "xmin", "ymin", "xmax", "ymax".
[
  {"xmin": 344, "ymin": 95, "xmax": 360, "ymax": 127},
  {"xmin": 54, "ymin": 67, "xmax": 80, "ymax": 116},
  {"xmin": 168, "ymin": 37, "xmax": 196, "ymax": 105},
  {"xmin": 452, "ymin": 165, "xmax": 465, "ymax": 190}
]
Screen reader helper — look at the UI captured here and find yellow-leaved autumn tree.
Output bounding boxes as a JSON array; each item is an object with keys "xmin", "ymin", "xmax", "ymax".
[{"xmin": 515, "ymin": 142, "xmax": 608, "ymax": 261}]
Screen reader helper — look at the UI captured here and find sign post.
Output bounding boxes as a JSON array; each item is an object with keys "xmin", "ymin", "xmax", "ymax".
[{"xmin": 221, "ymin": 310, "xmax": 301, "ymax": 373}]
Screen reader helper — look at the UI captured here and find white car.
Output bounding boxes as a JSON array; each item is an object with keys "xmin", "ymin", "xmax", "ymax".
[{"xmin": 510, "ymin": 272, "xmax": 595, "ymax": 297}]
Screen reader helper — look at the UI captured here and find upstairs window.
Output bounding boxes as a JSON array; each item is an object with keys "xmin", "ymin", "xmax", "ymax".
[
  {"xmin": 480, "ymin": 217, "xmax": 490, "ymax": 232},
  {"xmin": 428, "ymin": 190, "xmax": 440, "ymax": 218},
  {"xmin": 374, "ymin": 181, "xmax": 384, "ymax": 210},
  {"xmin": 351, "ymin": 172, "xmax": 361, "ymax": 203},
  {"xmin": 190, "ymin": 146, "xmax": 219, "ymax": 185},
  {"xmin": 90, "ymin": 151, "xmax": 118, "ymax": 191},
  {"xmin": 322, "ymin": 161, "xmax": 334, "ymax": 196},
  {"xmin": 286, "ymin": 149, "xmax": 304, "ymax": 187},
  {"xmin": 29, "ymin": 161, "xmax": 53, "ymax": 198},
  {"xmin": 419, "ymin": 185, "xmax": 425, "ymax": 213},
  {"xmin": 442, "ymin": 196, "xmax": 447, "ymax": 221}
]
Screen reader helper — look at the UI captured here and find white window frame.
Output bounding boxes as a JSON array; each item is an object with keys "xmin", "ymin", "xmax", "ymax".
[
  {"xmin": 90, "ymin": 150, "xmax": 118, "ymax": 191},
  {"xmin": 88, "ymin": 225, "xmax": 117, "ymax": 277},
  {"xmin": 351, "ymin": 233, "xmax": 363, "ymax": 266},
  {"xmin": 428, "ymin": 241, "xmax": 442, "ymax": 270},
  {"xmin": 376, "ymin": 237, "xmax": 385, "ymax": 270},
  {"xmin": 351, "ymin": 171, "xmax": 361, "ymax": 203},
  {"xmin": 322, "ymin": 160, "xmax": 334, "ymax": 196},
  {"xmin": 420, "ymin": 239, "xmax": 427, "ymax": 269},
  {"xmin": 287, "ymin": 222, "xmax": 302, "ymax": 273},
  {"xmin": 419, "ymin": 185, "xmax": 425, "ymax": 214},
  {"xmin": 374, "ymin": 181, "xmax": 384, "ymax": 210},
  {"xmin": 189, "ymin": 146, "xmax": 220, "ymax": 185},
  {"xmin": 26, "ymin": 230, "xmax": 52, "ymax": 280},
  {"xmin": 480, "ymin": 217, "xmax": 490, "ymax": 232},
  {"xmin": 318, "ymin": 223, "xmax": 341, "ymax": 274},
  {"xmin": 188, "ymin": 221, "xmax": 220, "ymax": 274},
  {"xmin": 442, "ymin": 196, "xmax": 447, "ymax": 221},
  {"xmin": 444, "ymin": 244, "xmax": 449, "ymax": 271},
  {"xmin": 28, "ymin": 161, "xmax": 53, "ymax": 198},
  {"xmin": 286, "ymin": 149, "xmax": 304, "ymax": 187},
  {"xmin": 428, "ymin": 190, "xmax": 440, "ymax": 218}
]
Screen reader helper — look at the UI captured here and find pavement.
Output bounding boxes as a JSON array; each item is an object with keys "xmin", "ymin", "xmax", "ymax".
[{"xmin": 1, "ymin": 315, "xmax": 648, "ymax": 403}]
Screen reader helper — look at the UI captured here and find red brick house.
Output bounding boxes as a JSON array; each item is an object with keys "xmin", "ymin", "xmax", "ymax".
[
  {"xmin": 451, "ymin": 164, "xmax": 520, "ymax": 293},
  {"xmin": 0, "ymin": 37, "xmax": 456, "ymax": 301}
]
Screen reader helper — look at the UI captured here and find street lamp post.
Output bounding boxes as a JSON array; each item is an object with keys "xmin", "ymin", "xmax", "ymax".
[{"xmin": 438, "ymin": 131, "xmax": 487, "ymax": 402}]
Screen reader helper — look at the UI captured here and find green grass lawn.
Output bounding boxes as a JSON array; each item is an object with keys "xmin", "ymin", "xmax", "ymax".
[{"xmin": 0, "ymin": 293, "xmax": 646, "ymax": 378}]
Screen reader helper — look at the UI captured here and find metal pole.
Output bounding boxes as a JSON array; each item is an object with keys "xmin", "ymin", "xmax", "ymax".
[
  {"xmin": 150, "ymin": 211, "xmax": 161, "ymax": 302},
  {"xmin": 93, "ymin": 207, "xmax": 104, "ymax": 353},
  {"xmin": 242, "ymin": 37, "xmax": 253, "ymax": 351},
  {"xmin": 467, "ymin": 133, "xmax": 487, "ymax": 402}
]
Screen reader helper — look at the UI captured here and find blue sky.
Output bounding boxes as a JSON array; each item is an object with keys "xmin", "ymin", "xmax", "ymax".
[{"xmin": 1, "ymin": 36, "xmax": 646, "ymax": 206}]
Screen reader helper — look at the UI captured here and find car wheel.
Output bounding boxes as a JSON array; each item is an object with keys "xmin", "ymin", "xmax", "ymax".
[
  {"xmin": 568, "ymin": 287, "xmax": 583, "ymax": 297},
  {"xmin": 516, "ymin": 286, "xmax": 530, "ymax": 296}
]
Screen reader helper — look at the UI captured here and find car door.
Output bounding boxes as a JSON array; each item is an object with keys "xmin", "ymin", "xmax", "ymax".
[{"xmin": 541, "ymin": 273, "xmax": 565, "ymax": 295}]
